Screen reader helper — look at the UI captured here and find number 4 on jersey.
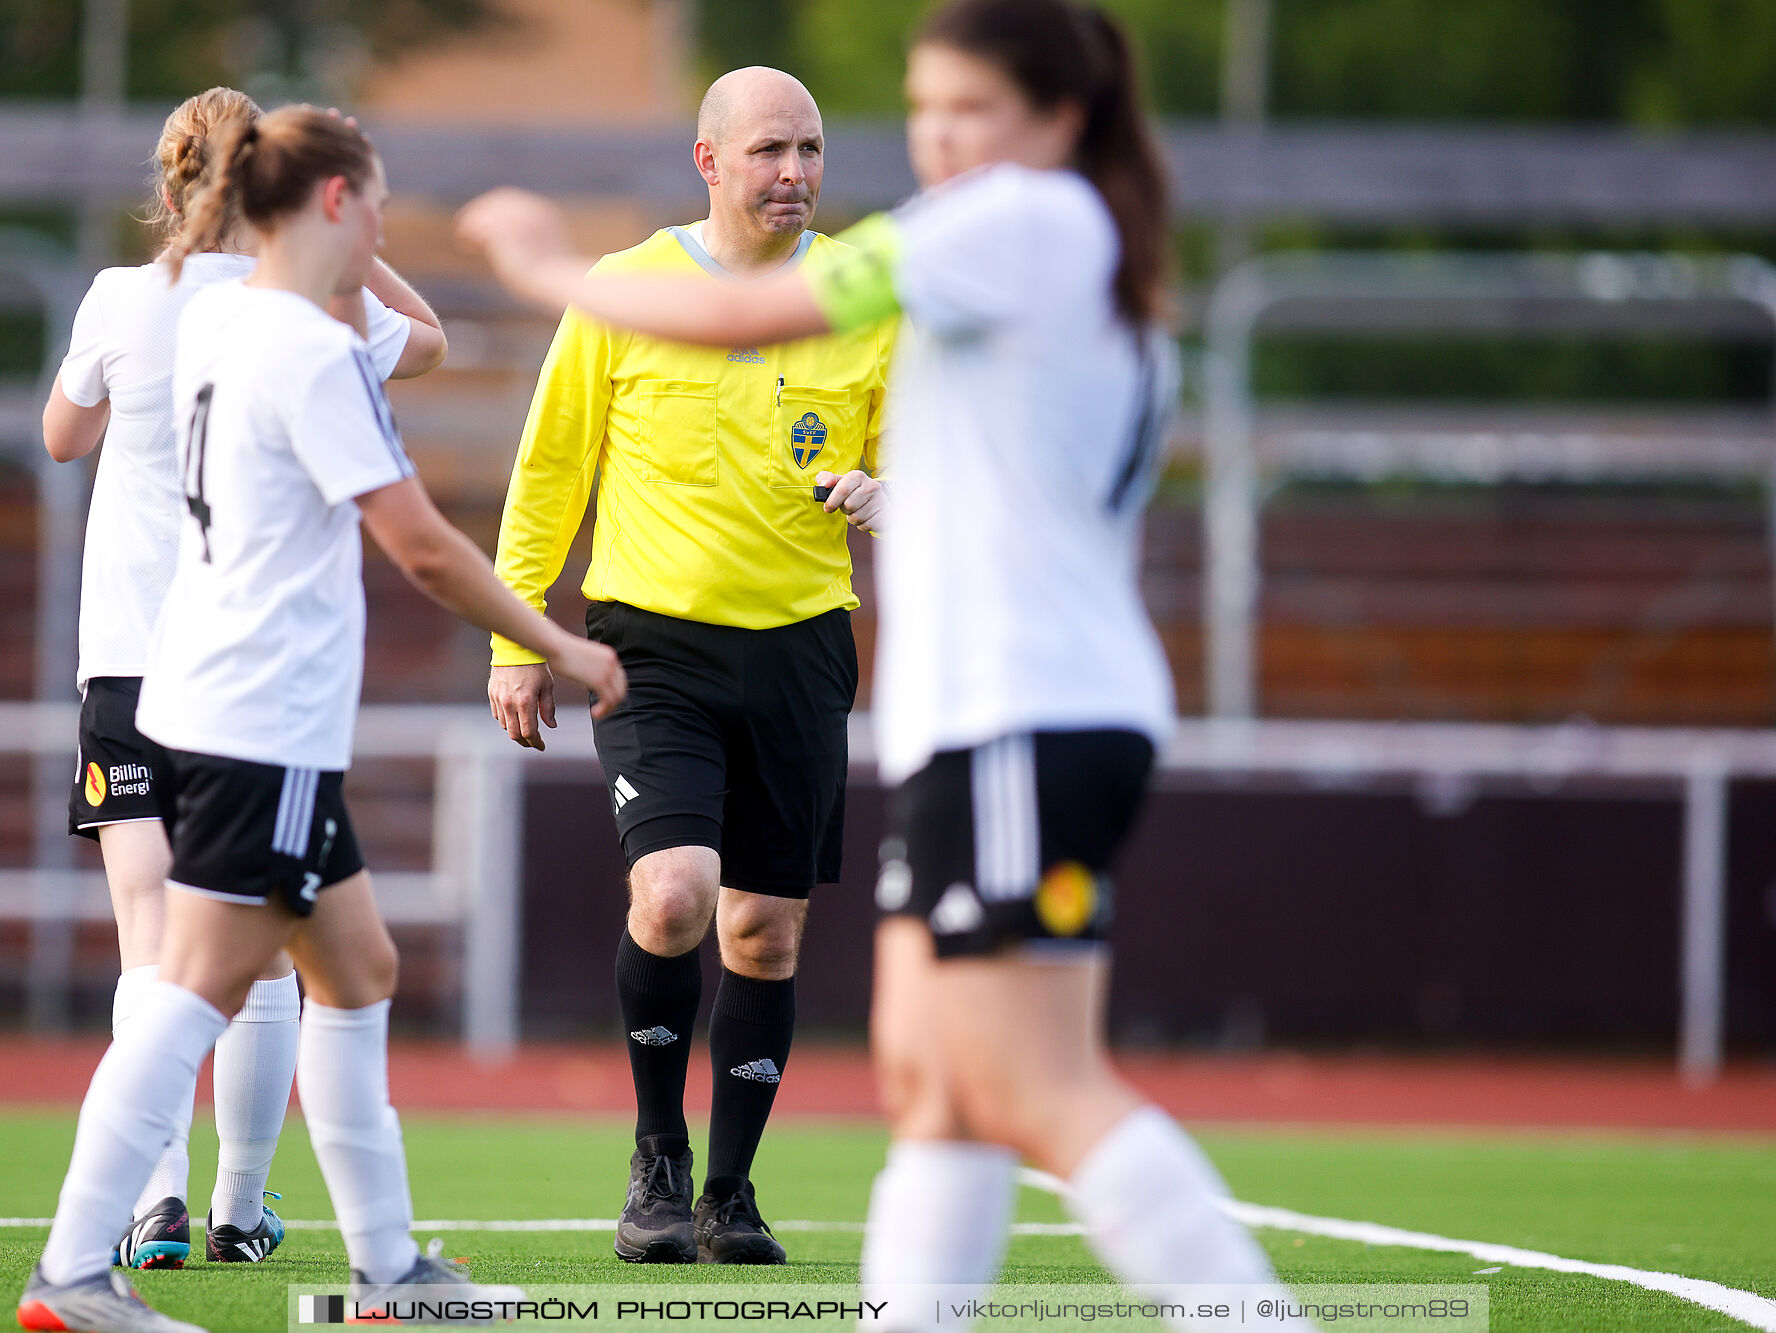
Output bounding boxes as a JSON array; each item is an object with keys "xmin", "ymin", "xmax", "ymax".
[{"xmin": 183, "ymin": 383, "xmax": 216, "ymax": 562}]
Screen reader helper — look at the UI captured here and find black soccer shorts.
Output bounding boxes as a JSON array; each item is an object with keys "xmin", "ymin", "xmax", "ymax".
[
  {"xmin": 877, "ymin": 729, "xmax": 1155, "ymax": 958},
  {"xmin": 161, "ymin": 750, "xmax": 364, "ymax": 917},
  {"xmin": 69, "ymin": 676, "xmax": 177, "ymax": 838},
  {"xmin": 585, "ymin": 600, "xmax": 858, "ymax": 898}
]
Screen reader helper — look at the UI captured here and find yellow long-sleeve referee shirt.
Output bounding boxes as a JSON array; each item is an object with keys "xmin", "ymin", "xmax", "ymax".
[{"xmin": 491, "ymin": 226, "xmax": 895, "ymax": 664}]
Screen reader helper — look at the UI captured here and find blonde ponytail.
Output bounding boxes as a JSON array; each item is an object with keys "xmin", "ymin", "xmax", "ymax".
[
  {"xmin": 165, "ymin": 117, "xmax": 257, "ymax": 282},
  {"xmin": 145, "ymin": 86, "xmax": 261, "ymax": 243}
]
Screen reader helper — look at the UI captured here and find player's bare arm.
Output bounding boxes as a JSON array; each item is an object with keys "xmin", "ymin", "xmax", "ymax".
[
  {"xmin": 41, "ymin": 376, "xmax": 110, "ymax": 463},
  {"xmin": 358, "ymin": 476, "xmax": 626, "ymax": 717},
  {"xmin": 366, "ymin": 257, "xmax": 448, "ymax": 378},
  {"xmin": 456, "ymin": 189, "xmax": 831, "ymax": 347}
]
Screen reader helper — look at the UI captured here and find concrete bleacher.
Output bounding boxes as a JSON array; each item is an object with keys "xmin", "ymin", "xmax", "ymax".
[{"xmin": 6, "ymin": 448, "xmax": 1772, "ymax": 726}]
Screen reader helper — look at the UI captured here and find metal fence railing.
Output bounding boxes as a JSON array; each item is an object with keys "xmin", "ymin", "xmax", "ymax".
[
  {"xmin": 1200, "ymin": 250, "xmax": 1776, "ymax": 721},
  {"xmin": 3, "ymin": 703, "xmax": 1770, "ymax": 1083}
]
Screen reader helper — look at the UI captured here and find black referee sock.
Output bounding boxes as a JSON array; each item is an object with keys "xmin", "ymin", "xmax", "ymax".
[
  {"xmin": 615, "ymin": 931, "xmax": 703, "ymax": 1153},
  {"xmin": 704, "ymin": 968, "xmax": 796, "ymax": 1198}
]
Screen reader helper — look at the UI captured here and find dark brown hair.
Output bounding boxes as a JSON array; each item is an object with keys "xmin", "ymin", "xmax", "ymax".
[
  {"xmin": 916, "ymin": 0, "xmax": 1170, "ymax": 324},
  {"xmin": 145, "ymin": 87, "xmax": 262, "ymax": 241},
  {"xmin": 167, "ymin": 105, "xmax": 377, "ymax": 281}
]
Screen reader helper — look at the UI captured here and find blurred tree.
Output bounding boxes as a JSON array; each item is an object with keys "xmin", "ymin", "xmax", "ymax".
[
  {"xmin": 695, "ymin": 0, "xmax": 1221, "ymax": 116},
  {"xmin": 691, "ymin": 0, "xmax": 1776, "ymax": 127},
  {"xmin": 1630, "ymin": 0, "xmax": 1776, "ymax": 125},
  {"xmin": 0, "ymin": 0, "xmax": 506, "ymax": 104}
]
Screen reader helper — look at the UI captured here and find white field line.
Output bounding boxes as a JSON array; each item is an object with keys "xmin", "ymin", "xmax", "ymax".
[
  {"xmin": 1221, "ymin": 1200, "xmax": 1776, "ymax": 1333},
  {"xmin": 1016, "ymin": 1166, "xmax": 1776, "ymax": 1331},
  {"xmin": 5, "ymin": 1191, "xmax": 1774, "ymax": 1332}
]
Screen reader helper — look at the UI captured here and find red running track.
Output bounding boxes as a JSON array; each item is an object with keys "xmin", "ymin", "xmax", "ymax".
[{"xmin": 1, "ymin": 1037, "xmax": 1773, "ymax": 1133}]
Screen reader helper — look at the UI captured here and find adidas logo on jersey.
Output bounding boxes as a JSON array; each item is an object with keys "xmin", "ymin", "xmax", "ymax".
[
  {"xmin": 731, "ymin": 1058, "xmax": 782, "ymax": 1084},
  {"xmin": 930, "ymin": 883, "xmax": 984, "ymax": 935},
  {"xmin": 613, "ymin": 775, "xmax": 640, "ymax": 812},
  {"xmin": 630, "ymin": 1025, "xmax": 678, "ymax": 1046}
]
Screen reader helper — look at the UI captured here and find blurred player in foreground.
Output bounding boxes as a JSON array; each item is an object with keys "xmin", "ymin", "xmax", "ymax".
[
  {"xmin": 40, "ymin": 86, "xmax": 446, "ymax": 1273},
  {"xmin": 487, "ymin": 67, "xmax": 890, "ymax": 1263},
  {"xmin": 459, "ymin": 0, "xmax": 1312, "ymax": 1326},
  {"xmin": 18, "ymin": 106, "xmax": 624, "ymax": 1333}
]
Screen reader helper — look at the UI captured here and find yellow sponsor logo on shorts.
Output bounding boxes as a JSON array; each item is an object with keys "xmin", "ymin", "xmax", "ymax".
[
  {"xmin": 84, "ymin": 761, "xmax": 106, "ymax": 807},
  {"xmin": 1034, "ymin": 861, "xmax": 1097, "ymax": 937}
]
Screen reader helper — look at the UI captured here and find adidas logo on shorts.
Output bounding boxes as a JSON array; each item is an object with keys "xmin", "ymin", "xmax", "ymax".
[
  {"xmin": 731, "ymin": 1058, "xmax": 782, "ymax": 1084},
  {"xmin": 630, "ymin": 1026, "xmax": 678, "ymax": 1046},
  {"xmin": 613, "ymin": 775, "xmax": 640, "ymax": 812}
]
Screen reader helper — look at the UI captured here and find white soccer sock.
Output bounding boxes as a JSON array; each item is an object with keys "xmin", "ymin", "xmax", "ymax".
[
  {"xmin": 112, "ymin": 965, "xmax": 194, "ymax": 1218},
  {"xmin": 41, "ymin": 982, "xmax": 228, "ymax": 1284},
  {"xmin": 861, "ymin": 1140, "xmax": 1017, "ymax": 1329},
  {"xmin": 1066, "ymin": 1107, "xmax": 1311, "ymax": 1331},
  {"xmin": 110, "ymin": 965, "xmax": 157, "ymax": 1032},
  {"xmin": 296, "ymin": 998, "xmax": 418, "ymax": 1284},
  {"xmin": 210, "ymin": 971, "xmax": 301, "ymax": 1230}
]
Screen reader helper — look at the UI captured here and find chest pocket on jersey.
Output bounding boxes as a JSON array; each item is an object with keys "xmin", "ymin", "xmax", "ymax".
[
  {"xmin": 772, "ymin": 386, "xmax": 865, "ymax": 488},
  {"xmin": 638, "ymin": 380, "xmax": 719, "ymax": 486}
]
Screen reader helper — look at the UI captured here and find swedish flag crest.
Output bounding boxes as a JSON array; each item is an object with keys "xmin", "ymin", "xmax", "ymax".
[{"xmin": 790, "ymin": 411, "xmax": 827, "ymax": 469}]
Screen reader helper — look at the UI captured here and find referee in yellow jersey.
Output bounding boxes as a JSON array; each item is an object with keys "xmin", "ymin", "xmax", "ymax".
[{"xmin": 488, "ymin": 68, "xmax": 892, "ymax": 1265}]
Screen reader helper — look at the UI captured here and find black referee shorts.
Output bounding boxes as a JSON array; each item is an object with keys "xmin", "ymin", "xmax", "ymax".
[
  {"xmin": 586, "ymin": 600, "xmax": 858, "ymax": 898},
  {"xmin": 877, "ymin": 729, "xmax": 1155, "ymax": 958}
]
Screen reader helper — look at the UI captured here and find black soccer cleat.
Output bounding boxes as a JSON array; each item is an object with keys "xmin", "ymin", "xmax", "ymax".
[
  {"xmin": 614, "ymin": 1138, "xmax": 697, "ymax": 1263},
  {"xmin": 205, "ymin": 1194, "xmax": 286, "ymax": 1263},
  {"xmin": 113, "ymin": 1196, "xmax": 191, "ymax": 1270},
  {"xmin": 692, "ymin": 1180, "xmax": 787, "ymax": 1264}
]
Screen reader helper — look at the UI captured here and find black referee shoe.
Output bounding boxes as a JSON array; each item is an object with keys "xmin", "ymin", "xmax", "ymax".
[
  {"xmin": 692, "ymin": 1180, "xmax": 786, "ymax": 1264},
  {"xmin": 614, "ymin": 1138, "xmax": 697, "ymax": 1263}
]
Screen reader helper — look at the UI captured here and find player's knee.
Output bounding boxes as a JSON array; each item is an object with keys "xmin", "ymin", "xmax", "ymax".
[
  {"xmin": 628, "ymin": 880, "xmax": 703, "ymax": 930},
  {"xmin": 950, "ymin": 1064, "xmax": 1049, "ymax": 1158},
  {"xmin": 872, "ymin": 1011, "xmax": 962, "ymax": 1136},
  {"xmin": 875, "ymin": 1051, "xmax": 963, "ymax": 1138},
  {"xmin": 308, "ymin": 933, "xmax": 399, "ymax": 1008},
  {"xmin": 721, "ymin": 906, "xmax": 802, "ymax": 976},
  {"xmin": 629, "ymin": 876, "xmax": 711, "ymax": 947},
  {"xmin": 871, "ymin": 1039, "xmax": 925, "ymax": 1124},
  {"xmin": 159, "ymin": 951, "xmax": 260, "ymax": 1019},
  {"xmin": 363, "ymin": 934, "xmax": 400, "ymax": 1001}
]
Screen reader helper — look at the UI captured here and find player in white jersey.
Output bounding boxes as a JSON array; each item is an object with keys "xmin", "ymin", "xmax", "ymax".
[
  {"xmin": 18, "ymin": 106, "xmax": 625, "ymax": 1333},
  {"xmin": 41, "ymin": 87, "xmax": 448, "ymax": 1274},
  {"xmin": 458, "ymin": 2, "xmax": 1314, "ymax": 1328}
]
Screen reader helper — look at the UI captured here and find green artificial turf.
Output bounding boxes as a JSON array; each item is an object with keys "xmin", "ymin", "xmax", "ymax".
[{"xmin": 1, "ymin": 1111, "xmax": 1771, "ymax": 1332}]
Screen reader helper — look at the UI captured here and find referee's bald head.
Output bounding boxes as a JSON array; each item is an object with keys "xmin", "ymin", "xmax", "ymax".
[{"xmin": 697, "ymin": 67, "xmax": 819, "ymax": 149}]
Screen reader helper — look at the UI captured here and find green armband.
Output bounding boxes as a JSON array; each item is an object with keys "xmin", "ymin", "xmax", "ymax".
[{"xmin": 805, "ymin": 213, "xmax": 904, "ymax": 332}]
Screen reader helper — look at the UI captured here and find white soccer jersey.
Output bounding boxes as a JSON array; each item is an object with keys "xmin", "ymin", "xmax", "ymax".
[
  {"xmin": 870, "ymin": 164, "xmax": 1177, "ymax": 782},
  {"xmin": 135, "ymin": 283, "xmax": 415, "ymax": 771},
  {"xmin": 57, "ymin": 253, "xmax": 411, "ymax": 690}
]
